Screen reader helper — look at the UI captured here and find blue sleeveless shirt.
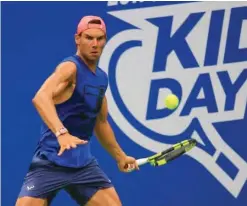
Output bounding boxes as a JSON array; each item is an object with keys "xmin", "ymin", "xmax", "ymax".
[{"xmin": 33, "ymin": 55, "xmax": 108, "ymax": 168}]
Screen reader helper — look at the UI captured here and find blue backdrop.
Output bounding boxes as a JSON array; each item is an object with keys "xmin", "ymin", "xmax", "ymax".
[{"xmin": 2, "ymin": 2, "xmax": 247, "ymax": 206}]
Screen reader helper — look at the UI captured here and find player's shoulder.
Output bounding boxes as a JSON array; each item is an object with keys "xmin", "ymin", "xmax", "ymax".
[
  {"xmin": 54, "ymin": 56, "xmax": 77, "ymax": 75},
  {"xmin": 59, "ymin": 55, "xmax": 78, "ymax": 68},
  {"xmin": 60, "ymin": 55, "xmax": 78, "ymax": 67}
]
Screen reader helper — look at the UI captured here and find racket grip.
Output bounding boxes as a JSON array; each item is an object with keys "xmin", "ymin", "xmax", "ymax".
[
  {"xmin": 136, "ymin": 158, "xmax": 148, "ymax": 166},
  {"xmin": 128, "ymin": 158, "xmax": 148, "ymax": 172},
  {"xmin": 127, "ymin": 158, "xmax": 148, "ymax": 172}
]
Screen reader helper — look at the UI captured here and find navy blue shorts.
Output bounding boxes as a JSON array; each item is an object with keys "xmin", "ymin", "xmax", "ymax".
[{"xmin": 18, "ymin": 156, "xmax": 113, "ymax": 205}]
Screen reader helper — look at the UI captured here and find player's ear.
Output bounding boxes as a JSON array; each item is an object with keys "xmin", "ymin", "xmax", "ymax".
[{"xmin": 75, "ymin": 33, "xmax": 81, "ymax": 45}]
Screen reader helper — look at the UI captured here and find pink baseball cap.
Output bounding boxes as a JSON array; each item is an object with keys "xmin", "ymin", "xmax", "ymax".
[{"xmin": 76, "ymin": 15, "xmax": 107, "ymax": 35}]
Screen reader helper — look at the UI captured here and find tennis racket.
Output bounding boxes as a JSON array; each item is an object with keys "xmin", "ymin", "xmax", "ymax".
[{"xmin": 129, "ymin": 139, "xmax": 197, "ymax": 172}]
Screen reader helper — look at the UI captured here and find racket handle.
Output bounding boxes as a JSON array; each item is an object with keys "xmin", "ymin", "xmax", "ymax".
[
  {"xmin": 127, "ymin": 158, "xmax": 148, "ymax": 172},
  {"xmin": 136, "ymin": 158, "xmax": 148, "ymax": 166}
]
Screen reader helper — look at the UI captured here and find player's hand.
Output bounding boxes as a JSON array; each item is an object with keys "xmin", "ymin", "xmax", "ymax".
[
  {"xmin": 57, "ymin": 133, "xmax": 88, "ymax": 156},
  {"xmin": 117, "ymin": 156, "xmax": 139, "ymax": 172}
]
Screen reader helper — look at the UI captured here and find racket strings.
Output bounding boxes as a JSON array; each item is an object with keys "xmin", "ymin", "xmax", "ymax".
[{"xmin": 151, "ymin": 140, "xmax": 197, "ymax": 166}]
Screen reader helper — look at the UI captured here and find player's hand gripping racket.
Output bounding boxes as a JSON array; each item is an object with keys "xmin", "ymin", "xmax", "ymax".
[{"xmin": 129, "ymin": 139, "xmax": 197, "ymax": 172}]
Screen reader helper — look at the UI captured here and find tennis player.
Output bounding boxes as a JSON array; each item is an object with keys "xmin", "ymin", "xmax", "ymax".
[{"xmin": 16, "ymin": 15, "xmax": 139, "ymax": 206}]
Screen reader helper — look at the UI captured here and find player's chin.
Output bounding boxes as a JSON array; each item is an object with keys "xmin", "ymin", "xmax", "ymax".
[{"xmin": 88, "ymin": 53, "xmax": 100, "ymax": 60}]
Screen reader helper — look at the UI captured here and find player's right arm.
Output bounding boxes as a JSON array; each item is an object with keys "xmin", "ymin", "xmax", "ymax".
[
  {"xmin": 32, "ymin": 62, "xmax": 75, "ymax": 133},
  {"xmin": 32, "ymin": 62, "xmax": 87, "ymax": 155}
]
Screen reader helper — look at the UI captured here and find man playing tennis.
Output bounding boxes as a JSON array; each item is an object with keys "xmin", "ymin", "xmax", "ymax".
[{"xmin": 16, "ymin": 15, "xmax": 139, "ymax": 206}]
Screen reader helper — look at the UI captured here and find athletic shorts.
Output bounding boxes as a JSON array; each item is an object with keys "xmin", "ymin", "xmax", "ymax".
[{"xmin": 18, "ymin": 155, "xmax": 113, "ymax": 205}]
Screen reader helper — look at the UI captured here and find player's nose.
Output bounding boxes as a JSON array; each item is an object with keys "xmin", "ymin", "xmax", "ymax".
[{"xmin": 91, "ymin": 38, "xmax": 98, "ymax": 47}]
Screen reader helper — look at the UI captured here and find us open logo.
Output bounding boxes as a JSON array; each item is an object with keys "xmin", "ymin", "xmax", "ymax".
[{"xmin": 100, "ymin": 2, "xmax": 247, "ymax": 197}]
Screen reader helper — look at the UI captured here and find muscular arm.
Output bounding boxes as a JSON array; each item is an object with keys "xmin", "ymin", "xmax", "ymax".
[
  {"xmin": 94, "ymin": 97, "xmax": 126, "ymax": 162},
  {"xmin": 32, "ymin": 62, "xmax": 76, "ymax": 134}
]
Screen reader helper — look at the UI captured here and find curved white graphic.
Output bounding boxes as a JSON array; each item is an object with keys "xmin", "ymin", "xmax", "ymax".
[{"xmin": 100, "ymin": 2, "xmax": 247, "ymax": 197}]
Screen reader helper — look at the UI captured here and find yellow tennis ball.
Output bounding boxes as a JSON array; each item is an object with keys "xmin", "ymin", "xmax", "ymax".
[{"xmin": 165, "ymin": 94, "xmax": 179, "ymax": 110}]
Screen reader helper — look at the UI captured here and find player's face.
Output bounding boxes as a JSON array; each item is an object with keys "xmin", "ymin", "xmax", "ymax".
[{"xmin": 76, "ymin": 28, "xmax": 106, "ymax": 62}]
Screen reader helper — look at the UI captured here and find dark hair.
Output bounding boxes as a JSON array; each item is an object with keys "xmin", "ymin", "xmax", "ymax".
[{"xmin": 88, "ymin": 19, "xmax": 101, "ymax": 25}]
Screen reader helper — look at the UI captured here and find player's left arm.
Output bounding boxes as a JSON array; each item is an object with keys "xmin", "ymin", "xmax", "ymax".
[{"xmin": 94, "ymin": 96, "xmax": 139, "ymax": 172}]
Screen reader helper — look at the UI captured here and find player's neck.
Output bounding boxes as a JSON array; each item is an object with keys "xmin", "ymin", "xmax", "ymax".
[{"xmin": 76, "ymin": 53, "xmax": 97, "ymax": 73}]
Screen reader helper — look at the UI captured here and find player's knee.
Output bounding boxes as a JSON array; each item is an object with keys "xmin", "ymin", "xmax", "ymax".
[
  {"xmin": 15, "ymin": 197, "xmax": 47, "ymax": 206},
  {"xmin": 113, "ymin": 200, "xmax": 122, "ymax": 206},
  {"xmin": 108, "ymin": 202, "xmax": 122, "ymax": 206},
  {"xmin": 107, "ymin": 196, "xmax": 122, "ymax": 206},
  {"xmin": 103, "ymin": 199, "xmax": 122, "ymax": 206},
  {"xmin": 86, "ymin": 195, "xmax": 122, "ymax": 206}
]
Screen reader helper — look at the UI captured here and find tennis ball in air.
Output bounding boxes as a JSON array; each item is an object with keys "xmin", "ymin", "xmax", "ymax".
[{"xmin": 165, "ymin": 94, "xmax": 179, "ymax": 110}]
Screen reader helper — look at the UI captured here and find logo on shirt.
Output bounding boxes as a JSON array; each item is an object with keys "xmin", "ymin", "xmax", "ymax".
[{"xmin": 27, "ymin": 185, "xmax": 35, "ymax": 191}]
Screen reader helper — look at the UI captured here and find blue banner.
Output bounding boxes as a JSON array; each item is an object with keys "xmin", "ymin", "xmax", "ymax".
[{"xmin": 2, "ymin": 1, "xmax": 247, "ymax": 206}]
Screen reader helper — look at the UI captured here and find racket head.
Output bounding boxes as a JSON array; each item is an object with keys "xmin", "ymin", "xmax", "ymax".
[{"xmin": 148, "ymin": 139, "xmax": 197, "ymax": 166}]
